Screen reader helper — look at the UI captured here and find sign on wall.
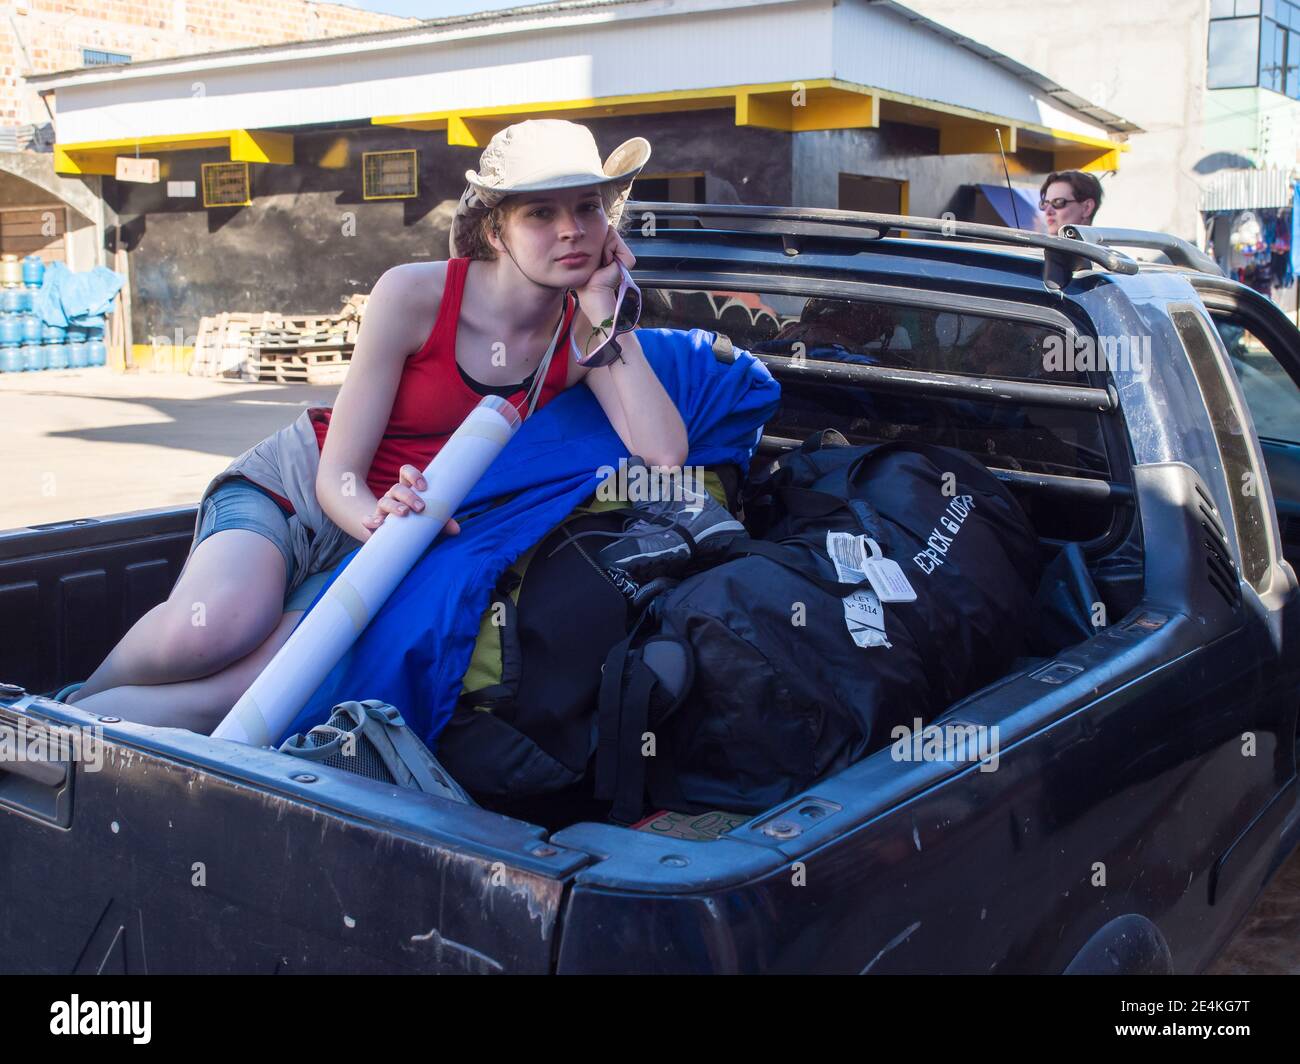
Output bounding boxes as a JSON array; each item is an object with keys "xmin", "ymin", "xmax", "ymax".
[{"xmin": 116, "ymin": 157, "xmax": 160, "ymax": 183}]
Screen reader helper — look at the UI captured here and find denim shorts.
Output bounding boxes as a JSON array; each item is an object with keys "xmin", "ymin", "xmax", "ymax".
[{"xmin": 194, "ymin": 477, "xmax": 301, "ymax": 598}]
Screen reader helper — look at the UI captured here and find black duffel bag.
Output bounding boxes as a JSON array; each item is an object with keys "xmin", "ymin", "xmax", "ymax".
[{"xmin": 596, "ymin": 431, "xmax": 1043, "ymax": 822}]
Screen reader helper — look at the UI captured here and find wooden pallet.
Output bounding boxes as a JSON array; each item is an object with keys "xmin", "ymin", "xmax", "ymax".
[
  {"xmin": 246, "ymin": 346, "xmax": 352, "ymax": 385},
  {"xmin": 189, "ymin": 295, "xmax": 368, "ymax": 380},
  {"xmin": 190, "ymin": 311, "xmax": 276, "ymax": 379}
]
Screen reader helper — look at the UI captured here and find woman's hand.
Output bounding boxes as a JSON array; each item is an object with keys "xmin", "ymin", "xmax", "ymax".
[
  {"xmin": 360, "ymin": 464, "xmax": 462, "ymax": 538},
  {"xmin": 573, "ymin": 227, "xmax": 636, "ymax": 360}
]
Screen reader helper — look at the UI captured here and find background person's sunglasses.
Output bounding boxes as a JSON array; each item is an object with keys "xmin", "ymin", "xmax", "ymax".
[
  {"xmin": 1039, "ymin": 197, "xmax": 1079, "ymax": 210},
  {"xmin": 574, "ymin": 261, "xmax": 642, "ymax": 368}
]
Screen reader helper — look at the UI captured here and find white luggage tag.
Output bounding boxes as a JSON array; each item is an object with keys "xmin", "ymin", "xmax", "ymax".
[
  {"xmin": 862, "ymin": 538, "xmax": 918, "ymax": 602},
  {"xmin": 825, "ymin": 531, "xmax": 891, "ymax": 649}
]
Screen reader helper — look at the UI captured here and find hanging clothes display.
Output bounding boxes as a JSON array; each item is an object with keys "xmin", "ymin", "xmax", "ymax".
[{"xmin": 1208, "ymin": 207, "xmax": 1296, "ymax": 297}]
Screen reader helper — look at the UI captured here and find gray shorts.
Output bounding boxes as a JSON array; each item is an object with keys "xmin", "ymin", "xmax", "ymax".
[{"xmin": 193, "ymin": 477, "xmax": 331, "ymax": 613}]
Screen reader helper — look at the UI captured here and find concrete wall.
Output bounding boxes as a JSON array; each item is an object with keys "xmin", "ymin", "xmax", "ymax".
[
  {"xmin": 909, "ymin": 0, "xmax": 1211, "ymax": 241},
  {"xmin": 1, "ymin": 0, "xmax": 419, "ymax": 126},
  {"xmin": 793, "ymin": 122, "xmax": 1053, "ymax": 217},
  {"xmin": 1203, "ymin": 86, "xmax": 1300, "ymax": 169},
  {"xmin": 108, "ymin": 109, "xmax": 795, "ymax": 344}
]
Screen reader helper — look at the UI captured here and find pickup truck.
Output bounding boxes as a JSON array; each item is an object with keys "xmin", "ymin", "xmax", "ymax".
[{"xmin": 1, "ymin": 204, "xmax": 1297, "ymax": 974}]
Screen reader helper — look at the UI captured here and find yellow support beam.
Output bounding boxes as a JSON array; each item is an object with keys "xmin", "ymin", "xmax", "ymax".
[
  {"xmin": 54, "ymin": 147, "xmax": 116, "ymax": 175},
  {"xmin": 735, "ymin": 85, "xmax": 879, "ymax": 132},
  {"xmin": 376, "ymin": 79, "xmax": 880, "ymax": 138},
  {"xmin": 230, "ymin": 129, "xmax": 294, "ymax": 165},
  {"xmin": 1053, "ymin": 147, "xmax": 1122, "ymax": 173},
  {"xmin": 735, "ymin": 90, "xmax": 794, "ymax": 131},
  {"xmin": 447, "ymin": 116, "xmax": 512, "ymax": 148},
  {"xmin": 938, "ymin": 121, "xmax": 1016, "ymax": 155},
  {"xmin": 54, "ymin": 129, "xmax": 294, "ymax": 174},
  {"xmin": 374, "ymin": 79, "xmax": 1123, "ymax": 167}
]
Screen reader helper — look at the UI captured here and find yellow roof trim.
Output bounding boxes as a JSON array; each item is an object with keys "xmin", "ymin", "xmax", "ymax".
[
  {"xmin": 374, "ymin": 78, "xmax": 1123, "ymax": 160},
  {"xmin": 54, "ymin": 129, "xmax": 294, "ymax": 173}
]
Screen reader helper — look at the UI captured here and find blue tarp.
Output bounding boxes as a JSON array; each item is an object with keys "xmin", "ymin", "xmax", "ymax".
[
  {"xmin": 276, "ymin": 327, "xmax": 783, "ymax": 749},
  {"xmin": 978, "ymin": 184, "xmax": 1048, "ymax": 234},
  {"xmin": 32, "ymin": 261, "xmax": 125, "ymax": 328}
]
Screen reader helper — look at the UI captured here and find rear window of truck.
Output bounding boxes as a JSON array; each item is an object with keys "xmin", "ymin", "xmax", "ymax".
[{"xmin": 641, "ymin": 286, "xmax": 1111, "ymax": 480}]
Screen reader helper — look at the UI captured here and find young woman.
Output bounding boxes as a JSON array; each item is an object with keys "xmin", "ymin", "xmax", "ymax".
[{"xmin": 64, "ymin": 119, "xmax": 689, "ymax": 733}]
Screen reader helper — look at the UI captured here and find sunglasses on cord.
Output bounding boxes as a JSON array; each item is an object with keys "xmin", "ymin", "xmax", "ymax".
[{"xmin": 573, "ymin": 261, "xmax": 642, "ymax": 368}]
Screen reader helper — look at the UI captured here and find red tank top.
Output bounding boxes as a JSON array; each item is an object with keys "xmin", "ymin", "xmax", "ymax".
[{"xmin": 256, "ymin": 258, "xmax": 576, "ymax": 513}]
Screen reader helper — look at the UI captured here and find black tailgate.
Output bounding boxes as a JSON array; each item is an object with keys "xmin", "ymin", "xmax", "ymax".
[{"xmin": 0, "ymin": 693, "xmax": 588, "ymax": 973}]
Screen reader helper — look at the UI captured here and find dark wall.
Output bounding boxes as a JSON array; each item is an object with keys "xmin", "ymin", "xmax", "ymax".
[
  {"xmin": 793, "ymin": 122, "xmax": 1055, "ymax": 219},
  {"xmin": 107, "ymin": 111, "xmax": 793, "ymax": 342},
  {"xmin": 581, "ymin": 109, "xmax": 793, "ymax": 208},
  {"xmin": 108, "ymin": 124, "xmax": 478, "ymax": 341}
]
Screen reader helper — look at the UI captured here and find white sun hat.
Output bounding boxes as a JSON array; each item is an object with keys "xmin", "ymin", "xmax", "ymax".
[{"xmin": 450, "ymin": 119, "xmax": 651, "ymax": 258}]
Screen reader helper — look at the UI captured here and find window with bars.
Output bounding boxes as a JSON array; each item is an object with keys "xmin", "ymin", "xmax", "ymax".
[
  {"xmin": 201, "ymin": 162, "xmax": 251, "ymax": 208},
  {"xmin": 362, "ymin": 150, "xmax": 418, "ymax": 200}
]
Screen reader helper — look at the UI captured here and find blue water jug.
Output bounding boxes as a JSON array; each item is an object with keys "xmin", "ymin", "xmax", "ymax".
[
  {"xmin": 20, "ymin": 314, "xmax": 41, "ymax": 343},
  {"xmin": 21, "ymin": 255, "xmax": 43, "ymax": 287},
  {"xmin": 88, "ymin": 339, "xmax": 107, "ymax": 367},
  {"xmin": 65, "ymin": 327, "xmax": 86, "ymax": 343},
  {"xmin": 69, "ymin": 342, "xmax": 89, "ymax": 368},
  {"xmin": 0, "ymin": 317, "xmax": 22, "ymax": 345},
  {"xmin": 15, "ymin": 288, "xmax": 32, "ymax": 313},
  {"xmin": 0, "ymin": 289, "xmax": 22, "ymax": 314},
  {"xmin": 1, "ymin": 346, "xmax": 21, "ymax": 372},
  {"xmin": 41, "ymin": 322, "xmax": 65, "ymax": 344},
  {"xmin": 46, "ymin": 343, "xmax": 69, "ymax": 370},
  {"xmin": 21, "ymin": 343, "xmax": 45, "ymax": 372}
]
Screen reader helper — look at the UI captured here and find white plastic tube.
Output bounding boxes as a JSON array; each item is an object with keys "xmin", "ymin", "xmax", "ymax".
[{"xmin": 213, "ymin": 395, "xmax": 522, "ymax": 747}]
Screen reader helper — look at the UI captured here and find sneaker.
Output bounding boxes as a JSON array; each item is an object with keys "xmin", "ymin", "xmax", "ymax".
[{"xmin": 588, "ymin": 471, "xmax": 746, "ymax": 581}]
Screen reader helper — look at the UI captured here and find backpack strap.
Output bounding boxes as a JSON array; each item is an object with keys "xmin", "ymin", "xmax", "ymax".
[
  {"xmin": 719, "ymin": 536, "xmax": 873, "ymax": 598},
  {"xmin": 595, "ymin": 610, "xmax": 649, "ymax": 822},
  {"xmin": 773, "ymin": 486, "xmax": 888, "ymax": 545},
  {"xmin": 596, "ymin": 611, "xmax": 696, "ymax": 825}
]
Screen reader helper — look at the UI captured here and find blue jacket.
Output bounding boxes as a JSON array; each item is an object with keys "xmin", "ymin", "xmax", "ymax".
[{"xmin": 277, "ymin": 328, "xmax": 781, "ymax": 748}]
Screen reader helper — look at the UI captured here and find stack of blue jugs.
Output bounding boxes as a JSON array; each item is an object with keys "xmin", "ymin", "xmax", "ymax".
[{"xmin": 0, "ymin": 254, "xmax": 108, "ymax": 373}]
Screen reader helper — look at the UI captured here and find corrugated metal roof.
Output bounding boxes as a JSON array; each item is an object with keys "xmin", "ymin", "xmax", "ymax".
[
  {"xmin": 25, "ymin": 0, "xmax": 718, "ymax": 85},
  {"xmin": 23, "ymin": 0, "xmax": 1138, "ymax": 134},
  {"xmin": 1200, "ymin": 168, "xmax": 1297, "ymax": 211},
  {"xmin": 867, "ymin": 1, "xmax": 1140, "ymax": 135}
]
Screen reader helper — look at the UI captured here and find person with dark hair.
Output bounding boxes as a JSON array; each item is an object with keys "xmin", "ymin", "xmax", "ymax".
[{"xmin": 1039, "ymin": 170, "xmax": 1103, "ymax": 236}]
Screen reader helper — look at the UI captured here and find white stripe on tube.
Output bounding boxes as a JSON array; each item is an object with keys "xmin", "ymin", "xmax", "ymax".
[{"xmin": 212, "ymin": 395, "xmax": 522, "ymax": 746}]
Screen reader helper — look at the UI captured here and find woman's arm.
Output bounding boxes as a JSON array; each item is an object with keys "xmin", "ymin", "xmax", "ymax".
[
  {"xmin": 316, "ymin": 264, "xmax": 434, "ymax": 542},
  {"xmin": 577, "ymin": 331, "xmax": 688, "ymax": 469}
]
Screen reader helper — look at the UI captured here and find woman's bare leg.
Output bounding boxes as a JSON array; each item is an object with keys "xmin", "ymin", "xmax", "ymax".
[
  {"xmin": 68, "ymin": 529, "xmax": 288, "ymax": 703},
  {"xmin": 70, "ymin": 608, "xmax": 307, "ymax": 735}
]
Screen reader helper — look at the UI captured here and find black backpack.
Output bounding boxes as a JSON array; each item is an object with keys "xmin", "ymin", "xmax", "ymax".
[
  {"xmin": 434, "ymin": 507, "xmax": 632, "ymax": 799},
  {"xmin": 595, "ymin": 431, "xmax": 1043, "ymax": 823},
  {"xmin": 435, "ymin": 468, "xmax": 741, "ymax": 804}
]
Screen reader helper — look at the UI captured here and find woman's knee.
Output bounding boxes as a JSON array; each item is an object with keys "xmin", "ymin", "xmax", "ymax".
[
  {"xmin": 146, "ymin": 589, "xmax": 283, "ymax": 675},
  {"xmin": 203, "ymin": 611, "xmax": 305, "ymax": 718},
  {"xmin": 153, "ymin": 527, "xmax": 289, "ymax": 672}
]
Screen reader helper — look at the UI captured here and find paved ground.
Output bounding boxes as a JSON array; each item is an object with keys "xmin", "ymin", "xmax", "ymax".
[
  {"xmin": 0, "ymin": 367, "xmax": 340, "ymax": 528},
  {"xmin": 0, "ymin": 366, "xmax": 1296, "ymax": 973},
  {"xmin": 1206, "ymin": 848, "xmax": 1300, "ymax": 975}
]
